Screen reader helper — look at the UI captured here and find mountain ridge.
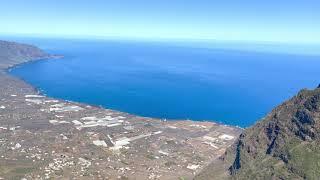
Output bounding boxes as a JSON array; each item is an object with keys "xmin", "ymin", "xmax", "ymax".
[
  {"xmin": 0, "ymin": 40, "xmax": 51, "ymax": 70},
  {"xmin": 196, "ymin": 86, "xmax": 320, "ymax": 179}
]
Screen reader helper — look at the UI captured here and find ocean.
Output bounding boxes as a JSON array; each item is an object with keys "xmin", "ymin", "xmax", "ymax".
[{"xmin": 8, "ymin": 37, "xmax": 320, "ymax": 127}]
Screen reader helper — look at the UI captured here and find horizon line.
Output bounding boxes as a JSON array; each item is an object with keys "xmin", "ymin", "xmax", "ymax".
[{"xmin": 1, "ymin": 32, "xmax": 320, "ymax": 46}]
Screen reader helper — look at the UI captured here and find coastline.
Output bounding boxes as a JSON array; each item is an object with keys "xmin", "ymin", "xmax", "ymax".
[
  {"xmin": 5, "ymin": 55, "xmax": 241, "ymax": 128},
  {"xmin": 0, "ymin": 48, "xmax": 242, "ymax": 179}
]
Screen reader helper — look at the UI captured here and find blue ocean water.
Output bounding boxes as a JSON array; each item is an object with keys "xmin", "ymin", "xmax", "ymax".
[{"xmin": 8, "ymin": 38, "xmax": 320, "ymax": 127}]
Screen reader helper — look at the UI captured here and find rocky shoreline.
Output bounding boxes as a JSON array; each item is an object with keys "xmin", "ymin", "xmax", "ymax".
[{"xmin": 0, "ymin": 40, "xmax": 242, "ymax": 179}]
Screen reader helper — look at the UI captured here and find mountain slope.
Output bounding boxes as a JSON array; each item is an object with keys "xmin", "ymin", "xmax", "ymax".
[
  {"xmin": 196, "ymin": 86, "xmax": 320, "ymax": 179},
  {"xmin": 0, "ymin": 40, "xmax": 49, "ymax": 70}
]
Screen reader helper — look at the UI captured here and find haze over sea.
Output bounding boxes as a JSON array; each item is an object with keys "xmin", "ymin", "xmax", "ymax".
[{"xmin": 7, "ymin": 37, "xmax": 320, "ymax": 127}]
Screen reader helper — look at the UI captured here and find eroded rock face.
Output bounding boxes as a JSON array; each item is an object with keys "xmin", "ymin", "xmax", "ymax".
[
  {"xmin": 196, "ymin": 87, "xmax": 320, "ymax": 180},
  {"xmin": 230, "ymin": 88, "xmax": 320, "ymax": 179}
]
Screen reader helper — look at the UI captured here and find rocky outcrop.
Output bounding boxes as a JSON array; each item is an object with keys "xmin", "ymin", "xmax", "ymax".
[{"xmin": 196, "ymin": 86, "xmax": 320, "ymax": 180}]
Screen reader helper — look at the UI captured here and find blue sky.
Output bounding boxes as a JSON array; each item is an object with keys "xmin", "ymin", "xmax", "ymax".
[{"xmin": 0, "ymin": 0, "xmax": 319, "ymax": 43}]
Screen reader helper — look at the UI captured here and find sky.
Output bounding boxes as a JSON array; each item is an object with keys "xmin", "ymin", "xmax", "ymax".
[{"xmin": 0, "ymin": 0, "xmax": 319, "ymax": 43}]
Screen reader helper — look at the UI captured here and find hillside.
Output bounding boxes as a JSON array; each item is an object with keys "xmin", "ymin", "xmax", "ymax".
[
  {"xmin": 0, "ymin": 40, "xmax": 49, "ymax": 70},
  {"xmin": 196, "ymin": 86, "xmax": 320, "ymax": 179}
]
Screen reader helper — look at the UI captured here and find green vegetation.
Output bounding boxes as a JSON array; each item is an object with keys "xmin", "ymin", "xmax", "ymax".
[
  {"xmin": 0, "ymin": 163, "xmax": 36, "ymax": 180},
  {"xmin": 196, "ymin": 87, "xmax": 320, "ymax": 180}
]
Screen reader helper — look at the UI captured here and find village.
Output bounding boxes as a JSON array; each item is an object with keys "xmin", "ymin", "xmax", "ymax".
[{"xmin": 0, "ymin": 71, "xmax": 242, "ymax": 179}]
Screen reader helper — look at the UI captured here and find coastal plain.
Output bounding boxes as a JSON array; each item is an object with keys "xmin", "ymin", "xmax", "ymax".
[{"xmin": 0, "ymin": 40, "xmax": 242, "ymax": 179}]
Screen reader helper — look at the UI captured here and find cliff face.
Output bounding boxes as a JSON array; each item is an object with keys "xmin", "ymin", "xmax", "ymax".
[
  {"xmin": 196, "ymin": 87, "xmax": 320, "ymax": 180},
  {"xmin": 0, "ymin": 40, "xmax": 49, "ymax": 70}
]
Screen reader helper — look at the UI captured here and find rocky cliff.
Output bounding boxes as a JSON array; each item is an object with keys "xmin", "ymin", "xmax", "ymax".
[
  {"xmin": 0, "ymin": 40, "xmax": 49, "ymax": 70},
  {"xmin": 196, "ymin": 86, "xmax": 320, "ymax": 179}
]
